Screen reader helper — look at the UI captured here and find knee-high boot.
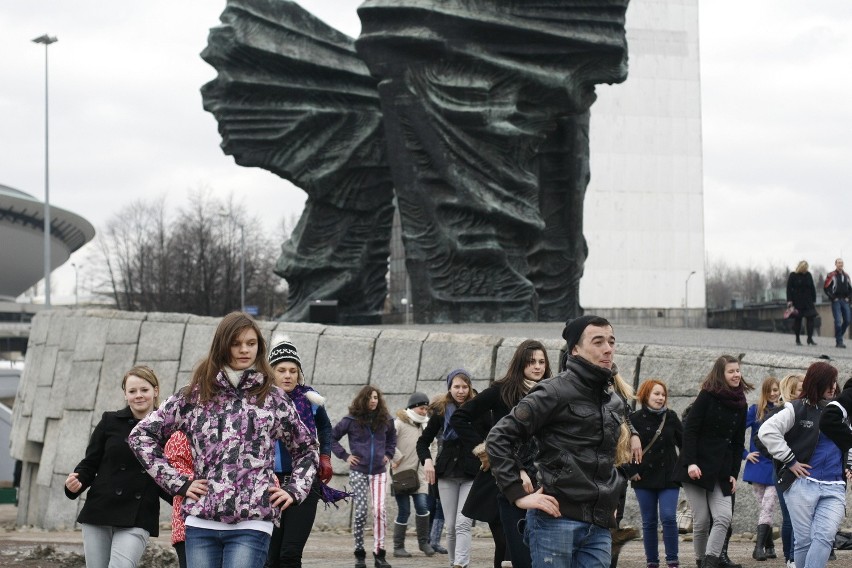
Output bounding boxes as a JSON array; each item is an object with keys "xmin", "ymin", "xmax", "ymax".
[
  {"xmin": 752, "ymin": 524, "xmax": 768, "ymax": 561},
  {"xmin": 763, "ymin": 525, "xmax": 776, "ymax": 559},
  {"xmin": 415, "ymin": 514, "xmax": 435, "ymax": 556},
  {"xmin": 430, "ymin": 516, "xmax": 447, "ymax": 554},
  {"xmin": 393, "ymin": 523, "xmax": 411, "ymax": 558}
]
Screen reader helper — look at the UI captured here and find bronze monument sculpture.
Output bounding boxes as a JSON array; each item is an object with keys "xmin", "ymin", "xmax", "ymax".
[{"xmin": 201, "ymin": 0, "xmax": 630, "ymax": 323}]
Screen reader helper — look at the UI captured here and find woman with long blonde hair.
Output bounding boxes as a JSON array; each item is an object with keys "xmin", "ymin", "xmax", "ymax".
[{"xmin": 742, "ymin": 377, "xmax": 781, "ymax": 560}]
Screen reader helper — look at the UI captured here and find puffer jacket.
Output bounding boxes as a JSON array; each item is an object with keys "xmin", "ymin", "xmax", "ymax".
[
  {"xmin": 393, "ymin": 409, "xmax": 431, "ymax": 494},
  {"xmin": 331, "ymin": 414, "xmax": 397, "ymax": 475},
  {"xmin": 128, "ymin": 370, "xmax": 318, "ymax": 524},
  {"xmin": 486, "ymin": 356, "xmax": 626, "ymax": 529}
]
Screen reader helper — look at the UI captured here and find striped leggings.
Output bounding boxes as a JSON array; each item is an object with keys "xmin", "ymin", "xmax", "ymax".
[{"xmin": 350, "ymin": 470, "xmax": 388, "ymax": 554}]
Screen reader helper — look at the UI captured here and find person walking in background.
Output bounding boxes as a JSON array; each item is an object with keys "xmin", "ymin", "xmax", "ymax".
[
  {"xmin": 742, "ymin": 377, "xmax": 781, "ymax": 561},
  {"xmin": 417, "ymin": 369, "xmax": 478, "ymax": 568},
  {"xmin": 451, "ymin": 340, "xmax": 553, "ymax": 568},
  {"xmin": 759, "ymin": 362, "xmax": 848, "ymax": 568},
  {"xmin": 332, "ymin": 386, "xmax": 397, "ymax": 568},
  {"xmin": 390, "ymin": 392, "xmax": 435, "ymax": 558},
  {"xmin": 486, "ymin": 315, "xmax": 626, "ymax": 568},
  {"xmin": 673, "ymin": 355, "xmax": 752, "ymax": 568},
  {"xmin": 823, "ymin": 258, "xmax": 851, "ymax": 347},
  {"xmin": 786, "ymin": 261, "xmax": 818, "ymax": 346},
  {"xmin": 128, "ymin": 312, "xmax": 319, "ymax": 568},
  {"xmin": 65, "ymin": 366, "xmax": 170, "ymax": 568},
  {"xmin": 626, "ymin": 379, "xmax": 683, "ymax": 568},
  {"xmin": 266, "ymin": 337, "xmax": 347, "ymax": 568}
]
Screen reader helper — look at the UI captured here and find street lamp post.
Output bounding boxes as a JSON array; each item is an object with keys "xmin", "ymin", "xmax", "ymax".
[
  {"xmin": 71, "ymin": 262, "xmax": 79, "ymax": 306},
  {"xmin": 685, "ymin": 270, "xmax": 696, "ymax": 309},
  {"xmin": 33, "ymin": 34, "xmax": 58, "ymax": 308}
]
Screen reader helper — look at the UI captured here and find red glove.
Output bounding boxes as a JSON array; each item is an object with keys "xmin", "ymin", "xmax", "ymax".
[{"xmin": 319, "ymin": 454, "xmax": 333, "ymax": 484}]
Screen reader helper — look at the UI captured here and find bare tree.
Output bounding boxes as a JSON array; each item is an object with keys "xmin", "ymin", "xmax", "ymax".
[{"xmin": 90, "ymin": 190, "xmax": 287, "ymax": 317}]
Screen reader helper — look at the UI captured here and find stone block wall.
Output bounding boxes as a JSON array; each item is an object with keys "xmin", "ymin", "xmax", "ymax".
[{"xmin": 11, "ymin": 309, "xmax": 852, "ymax": 533}]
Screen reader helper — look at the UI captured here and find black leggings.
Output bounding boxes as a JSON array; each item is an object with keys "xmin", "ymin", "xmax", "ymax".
[
  {"xmin": 793, "ymin": 316, "xmax": 815, "ymax": 340},
  {"xmin": 265, "ymin": 488, "xmax": 320, "ymax": 568}
]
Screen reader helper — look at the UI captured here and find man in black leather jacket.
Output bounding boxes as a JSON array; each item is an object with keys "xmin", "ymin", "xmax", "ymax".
[{"xmin": 486, "ymin": 315, "xmax": 626, "ymax": 568}]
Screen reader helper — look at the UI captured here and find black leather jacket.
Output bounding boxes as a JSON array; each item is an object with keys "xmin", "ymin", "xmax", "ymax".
[{"xmin": 486, "ymin": 356, "xmax": 626, "ymax": 528}]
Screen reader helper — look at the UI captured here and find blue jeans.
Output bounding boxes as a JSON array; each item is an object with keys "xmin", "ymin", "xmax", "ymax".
[
  {"xmin": 784, "ymin": 479, "xmax": 845, "ymax": 568},
  {"xmin": 776, "ymin": 480, "xmax": 794, "ymax": 562},
  {"xmin": 395, "ymin": 492, "xmax": 429, "ymax": 523},
  {"xmin": 186, "ymin": 526, "xmax": 271, "ymax": 568},
  {"xmin": 524, "ymin": 509, "xmax": 611, "ymax": 568},
  {"xmin": 634, "ymin": 487, "xmax": 679, "ymax": 564},
  {"xmin": 831, "ymin": 299, "xmax": 851, "ymax": 344}
]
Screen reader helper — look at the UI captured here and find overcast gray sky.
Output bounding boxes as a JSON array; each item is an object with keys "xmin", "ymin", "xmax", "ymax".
[{"xmin": 2, "ymin": 1, "xmax": 851, "ymax": 301}]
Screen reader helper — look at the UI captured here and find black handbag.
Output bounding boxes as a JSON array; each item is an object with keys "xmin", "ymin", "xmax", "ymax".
[{"xmin": 391, "ymin": 469, "xmax": 419, "ymax": 494}]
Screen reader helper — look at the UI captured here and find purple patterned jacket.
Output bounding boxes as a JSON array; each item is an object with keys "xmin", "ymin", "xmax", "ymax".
[{"xmin": 128, "ymin": 370, "xmax": 318, "ymax": 524}]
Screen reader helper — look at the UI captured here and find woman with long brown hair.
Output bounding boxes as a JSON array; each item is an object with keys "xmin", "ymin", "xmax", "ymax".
[
  {"xmin": 129, "ymin": 312, "xmax": 319, "ymax": 568},
  {"xmin": 451, "ymin": 340, "xmax": 552, "ymax": 568},
  {"xmin": 417, "ymin": 369, "xmax": 478, "ymax": 568},
  {"xmin": 332, "ymin": 385, "xmax": 397, "ymax": 568},
  {"xmin": 673, "ymin": 355, "xmax": 753, "ymax": 568}
]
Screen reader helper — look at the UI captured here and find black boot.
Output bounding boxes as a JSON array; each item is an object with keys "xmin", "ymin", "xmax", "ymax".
[
  {"xmin": 354, "ymin": 549, "xmax": 367, "ymax": 568},
  {"xmin": 752, "ymin": 524, "xmax": 768, "ymax": 561},
  {"xmin": 763, "ymin": 525, "xmax": 777, "ymax": 559},
  {"xmin": 374, "ymin": 548, "xmax": 392, "ymax": 568},
  {"xmin": 796, "ymin": 336, "xmax": 802, "ymax": 346},
  {"xmin": 392, "ymin": 523, "xmax": 411, "ymax": 558},
  {"xmin": 702, "ymin": 555, "xmax": 721, "ymax": 568},
  {"xmin": 719, "ymin": 526, "xmax": 742, "ymax": 568}
]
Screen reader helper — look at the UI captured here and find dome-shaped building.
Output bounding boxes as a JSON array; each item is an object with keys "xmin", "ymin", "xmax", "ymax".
[{"xmin": 0, "ymin": 184, "xmax": 95, "ymax": 300}]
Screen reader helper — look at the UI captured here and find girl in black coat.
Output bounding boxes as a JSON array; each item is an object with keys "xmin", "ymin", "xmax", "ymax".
[
  {"xmin": 673, "ymin": 356, "xmax": 752, "ymax": 568},
  {"xmin": 451, "ymin": 339, "xmax": 552, "ymax": 568},
  {"xmin": 65, "ymin": 366, "xmax": 170, "ymax": 568},
  {"xmin": 627, "ymin": 379, "xmax": 683, "ymax": 568},
  {"xmin": 786, "ymin": 260, "xmax": 818, "ymax": 346}
]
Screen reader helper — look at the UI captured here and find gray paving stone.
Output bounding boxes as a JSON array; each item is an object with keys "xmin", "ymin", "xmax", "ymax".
[
  {"xmin": 9, "ymin": 415, "xmax": 30, "ymax": 460},
  {"xmin": 146, "ymin": 312, "xmax": 191, "ymax": 324},
  {"xmin": 28, "ymin": 312, "xmax": 52, "ymax": 344},
  {"xmin": 137, "ymin": 320, "xmax": 186, "ymax": 361},
  {"xmin": 43, "ymin": 473, "xmax": 80, "ymax": 530},
  {"xmin": 106, "ymin": 316, "xmax": 144, "ymax": 344},
  {"xmin": 419, "ymin": 332, "xmax": 503, "ymax": 387},
  {"xmin": 36, "ymin": 419, "xmax": 61, "ymax": 486},
  {"xmin": 44, "ymin": 312, "xmax": 68, "ymax": 347},
  {"xmin": 370, "ymin": 330, "xmax": 428, "ymax": 395},
  {"xmin": 59, "ymin": 315, "xmax": 83, "ymax": 351},
  {"xmin": 180, "ymin": 324, "xmax": 216, "ymax": 372},
  {"xmin": 54, "ymin": 411, "xmax": 94, "ymax": 477},
  {"xmin": 72, "ymin": 317, "xmax": 109, "ymax": 361},
  {"xmin": 93, "ymin": 344, "xmax": 138, "ymax": 420},
  {"xmin": 63, "ymin": 361, "xmax": 102, "ymax": 411},
  {"xmin": 314, "ymin": 333, "xmax": 377, "ymax": 386},
  {"xmin": 27, "ymin": 386, "xmax": 53, "ymax": 443},
  {"xmin": 35, "ymin": 345, "xmax": 59, "ymax": 387}
]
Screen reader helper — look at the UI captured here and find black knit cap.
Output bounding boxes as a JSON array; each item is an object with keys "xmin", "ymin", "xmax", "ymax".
[
  {"xmin": 268, "ymin": 338, "xmax": 301, "ymax": 369},
  {"xmin": 562, "ymin": 315, "xmax": 603, "ymax": 354}
]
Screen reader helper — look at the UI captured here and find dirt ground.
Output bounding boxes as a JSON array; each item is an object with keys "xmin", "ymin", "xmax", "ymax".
[{"xmin": 1, "ymin": 505, "xmax": 849, "ymax": 568}]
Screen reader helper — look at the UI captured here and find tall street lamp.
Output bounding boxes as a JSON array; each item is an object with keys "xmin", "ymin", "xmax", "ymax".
[
  {"xmin": 33, "ymin": 33, "xmax": 58, "ymax": 308},
  {"xmin": 219, "ymin": 211, "xmax": 245, "ymax": 312},
  {"xmin": 685, "ymin": 270, "xmax": 696, "ymax": 309}
]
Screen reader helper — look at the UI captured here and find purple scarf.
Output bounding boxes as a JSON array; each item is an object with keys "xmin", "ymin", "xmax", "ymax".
[{"xmin": 285, "ymin": 385, "xmax": 349, "ymax": 507}]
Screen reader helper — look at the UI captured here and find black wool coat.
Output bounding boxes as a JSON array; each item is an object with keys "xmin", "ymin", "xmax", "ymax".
[
  {"xmin": 673, "ymin": 389, "xmax": 746, "ymax": 496},
  {"xmin": 786, "ymin": 271, "xmax": 818, "ymax": 317},
  {"xmin": 627, "ymin": 407, "xmax": 682, "ymax": 490},
  {"xmin": 65, "ymin": 406, "xmax": 171, "ymax": 536}
]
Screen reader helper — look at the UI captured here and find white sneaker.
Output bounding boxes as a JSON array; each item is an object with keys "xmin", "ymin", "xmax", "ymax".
[{"xmin": 786, "ymin": 560, "xmax": 796, "ymax": 568}]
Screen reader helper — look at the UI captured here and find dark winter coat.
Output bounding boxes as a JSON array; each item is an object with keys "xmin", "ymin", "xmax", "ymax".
[
  {"xmin": 820, "ymin": 383, "xmax": 852, "ymax": 469},
  {"xmin": 66, "ymin": 407, "xmax": 171, "ymax": 536},
  {"xmin": 786, "ymin": 271, "xmax": 818, "ymax": 317},
  {"xmin": 331, "ymin": 415, "xmax": 397, "ymax": 475},
  {"xmin": 417, "ymin": 411, "xmax": 480, "ymax": 480},
  {"xmin": 486, "ymin": 356, "xmax": 626, "ymax": 529},
  {"xmin": 673, "ymin": 389, "xmax": 747, "ymax": 496},
  {"xmin": 627, "ymin": 407, "xmax": 682, "ymax": 490}
]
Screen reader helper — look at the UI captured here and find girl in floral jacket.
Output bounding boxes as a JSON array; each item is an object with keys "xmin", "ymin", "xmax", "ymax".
[{"xmin": 128, "ymin": 312, "xmax": 318, "ymax": 568}]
